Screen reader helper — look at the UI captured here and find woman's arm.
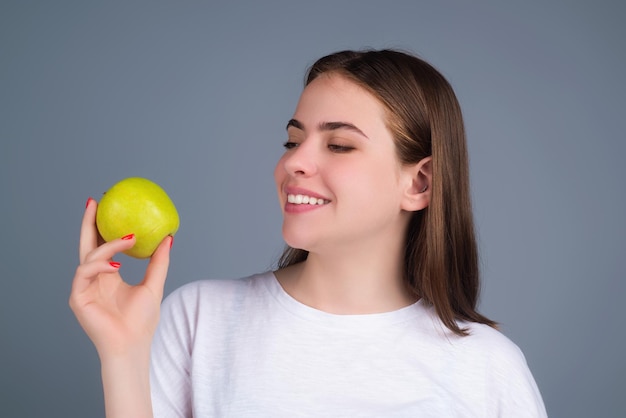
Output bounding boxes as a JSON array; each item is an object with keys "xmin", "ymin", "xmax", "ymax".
[{"xmin": 69, "ymin": 198, "xmax": 172, "ymax": 418}]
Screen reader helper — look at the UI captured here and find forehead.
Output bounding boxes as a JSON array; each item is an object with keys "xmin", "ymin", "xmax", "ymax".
[{"xmin": 292, "ymin": 73, "xmax": 389, "ymax": 135}]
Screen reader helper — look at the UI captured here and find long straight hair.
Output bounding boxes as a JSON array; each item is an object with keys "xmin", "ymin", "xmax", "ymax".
[{"xmin": 278, "ymin": 49, "xmax": 496, "ymax": 335}]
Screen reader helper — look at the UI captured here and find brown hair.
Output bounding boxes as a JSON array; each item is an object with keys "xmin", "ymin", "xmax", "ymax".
[{"xmin": 278, "ymin": 49, "xmax": 496, "ymax": 335}]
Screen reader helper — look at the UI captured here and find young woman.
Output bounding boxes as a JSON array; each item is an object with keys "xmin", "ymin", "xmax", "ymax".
[{"xmin": 70, "ymin": 49, "xmax": 547, "ymax": 417}]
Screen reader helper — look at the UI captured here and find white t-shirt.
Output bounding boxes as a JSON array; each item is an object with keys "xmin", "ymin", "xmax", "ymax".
[{"xmin": 151, "ymin": 272, "xmax": 547, "ymax": 417}]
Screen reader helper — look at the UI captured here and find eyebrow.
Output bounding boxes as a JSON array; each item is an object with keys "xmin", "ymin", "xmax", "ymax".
[{"xmin": 286, "ymin": 118, "xmax": 369, "ymax": 139}]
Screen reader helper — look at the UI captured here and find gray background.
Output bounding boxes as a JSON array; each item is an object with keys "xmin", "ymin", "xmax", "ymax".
[{"xmin": 1, "ymin": 0, "xmax": 624, "ymax": 417}]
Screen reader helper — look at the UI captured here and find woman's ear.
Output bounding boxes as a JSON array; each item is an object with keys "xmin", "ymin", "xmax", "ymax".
[{"xmin": 401, "ymin": 156, "xmax": 432, "ymax": 212}]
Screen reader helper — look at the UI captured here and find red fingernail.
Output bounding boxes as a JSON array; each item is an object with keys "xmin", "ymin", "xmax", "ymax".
[
  {"xmin": 169, "ymin": 236, "xmax": 174, "ymax": 248},
  {"xmin": 121, "ymin": 234, "xmax": 134, "ymax": 240},
  {"xmin": 85, "ymin": 197, "xmax": 93, "ymax": 208},
  {"xmin": 109, "ymin": 261, "xmax": 121, "ymax": 268}
]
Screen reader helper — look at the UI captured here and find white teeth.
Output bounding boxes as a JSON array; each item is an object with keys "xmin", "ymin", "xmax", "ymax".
[{"xmin": 287, "ymin": 194, "xmax": 328, "ymax": 205}]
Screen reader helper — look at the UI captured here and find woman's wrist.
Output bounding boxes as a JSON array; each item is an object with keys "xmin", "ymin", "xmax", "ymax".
[{"xmin": 100, "ymin": 346, "xmax": 153, "ymax": 418}]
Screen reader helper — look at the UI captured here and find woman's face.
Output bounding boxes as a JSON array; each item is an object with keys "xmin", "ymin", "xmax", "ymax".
[{"xmin": 274, "ymin": 73, "xmax": 413, "ymax": 255}]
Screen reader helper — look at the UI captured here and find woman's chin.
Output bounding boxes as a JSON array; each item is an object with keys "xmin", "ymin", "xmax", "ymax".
[{"xmin": 282, "ymin": 230, "xmax": 314, "ymax": 252}]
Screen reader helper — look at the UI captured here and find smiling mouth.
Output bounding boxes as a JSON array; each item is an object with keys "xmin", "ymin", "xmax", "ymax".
[{"xmin": 287, "ymin": 194, "xmax": 330, "ymax": 205}]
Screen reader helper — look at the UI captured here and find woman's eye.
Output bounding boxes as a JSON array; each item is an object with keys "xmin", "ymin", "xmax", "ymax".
[
  {"xmin": 283, "ymin": 141, "xmax": 299, "ymax": 150},
  {"xmin": 328, "ymin": 144, "xmax": 354, "ymax": 153}
]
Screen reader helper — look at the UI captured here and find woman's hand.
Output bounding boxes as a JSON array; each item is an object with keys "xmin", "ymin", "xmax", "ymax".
[
  {"xmin": 69, "ymin": 198, "xmax": 172, "ymax": 360},
  {"xmin": 69, "ymin": 197, "xmax": 170, "ymax": 417}
]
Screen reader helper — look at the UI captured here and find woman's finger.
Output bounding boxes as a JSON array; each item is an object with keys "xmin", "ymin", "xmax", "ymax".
[
  {"xmin": 142, "ymin": 236, "xmax": 172, "ymax": 300},
  {"xmin": 79, "ymin": 199, "xmax": 135, "ymax": 264},
  {"xmin": 79, "ymin": 198, "xmax": 99, "ymax": 263},
  {"xmin": 69, "ymin": 259, "xmax": 122, "ymax": 302},
  {"xmin": 83, "ymin": 234, "xmax": 137, "ymax": 264}
]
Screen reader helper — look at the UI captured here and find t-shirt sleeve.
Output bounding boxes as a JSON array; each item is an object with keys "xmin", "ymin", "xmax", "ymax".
[
  {"xmin": 485, "ymin": 331, "xmax": 548, "ymax": 417},
  {"xmin": 150, "ymin": 283, "xmax": 198, "ymax": 418}
]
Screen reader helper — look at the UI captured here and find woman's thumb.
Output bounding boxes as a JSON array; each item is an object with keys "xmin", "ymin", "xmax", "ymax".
[{"xmin": 142, "ymin": 236, "xmax": 173, "ymax": 300}]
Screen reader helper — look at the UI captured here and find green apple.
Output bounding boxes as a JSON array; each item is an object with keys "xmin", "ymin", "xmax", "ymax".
[{"xmin": 96, "ymin": 177, "xmax": 179, "ymax": 259}]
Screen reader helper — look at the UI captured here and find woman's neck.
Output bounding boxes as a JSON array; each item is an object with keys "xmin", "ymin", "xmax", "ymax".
[{"xmin": 275, "ymin": 250, "xmax": 417, "ymax": 315}]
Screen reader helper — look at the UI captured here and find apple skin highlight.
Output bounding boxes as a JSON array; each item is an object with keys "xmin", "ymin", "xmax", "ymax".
[{"xmin": 96, "ymin": 177, "xmax": 179, "ymax": 259}]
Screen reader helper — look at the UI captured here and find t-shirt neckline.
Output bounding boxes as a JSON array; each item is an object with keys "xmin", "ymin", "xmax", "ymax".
[{"xmin": 262, "ymin": 271, "xmax": 427, "ymax": 329}]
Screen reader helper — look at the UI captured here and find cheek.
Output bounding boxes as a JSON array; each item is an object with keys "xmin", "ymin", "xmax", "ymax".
[
  {"xmin": 348, "ymin": 160, "xmax": 402, "ymax": 202},
  {"xmin": 273, "ymin": 156, "xmax": 286, "ymax": 184},
  {"xmin": 273, "ymin": 155, "xmax": 288, "ymax": 203}
]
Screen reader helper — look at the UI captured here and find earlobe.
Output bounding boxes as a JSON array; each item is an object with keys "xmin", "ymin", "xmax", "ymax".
[{"xmin": 401, "ymin": 156, "xmax": 432, "ymax": 212}]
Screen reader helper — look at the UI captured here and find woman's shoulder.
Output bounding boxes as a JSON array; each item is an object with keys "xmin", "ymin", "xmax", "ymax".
[
  {"xmin": 463, "ymin": 321, "xmax": 524, "ymax": 354},
  {"xmin": 161, "ymin": 271, "xmax": 276, "ymax": 315},
  {"xmin": 172, "ymin": 271, "xmax": 273, "ymax": 294},
  {"xmin": 417, "ymin": 303, "xmax": 534, "ymax": 376},
  {"xmin": 444, "ymin": 319, "xmax": 530, "ymax": 372},
  {"xmin": 436, "ymin": 320, "xmax": 546, "ymax": 414},
  {"xmin": 418, "ymin": 302, "xmax": 526, "ymax": 362},
  {"xmin": 466, "ymin": 322, "xmax": 546, "ymax": 414},
  {"xmin": 451, "ymin": 321, "xmax": 542, "ymax": 393}
]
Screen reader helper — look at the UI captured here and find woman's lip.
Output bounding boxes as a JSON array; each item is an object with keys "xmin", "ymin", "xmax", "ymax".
[
  {"xmin": 284, "ymin": 201, "xmax": 328, "ymax": 213},
  {"xmin": 282, "ymin": 186, "xmax": 331, "ymax": 213}
]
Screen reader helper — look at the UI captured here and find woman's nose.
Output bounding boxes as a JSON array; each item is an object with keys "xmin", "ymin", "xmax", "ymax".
[{"xmin": 283, "ymin": 141, "xmax": 318, "ymax": 177}]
